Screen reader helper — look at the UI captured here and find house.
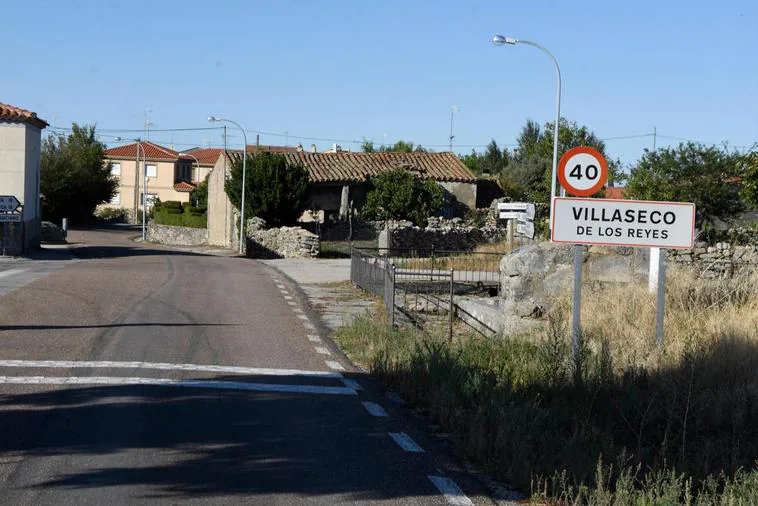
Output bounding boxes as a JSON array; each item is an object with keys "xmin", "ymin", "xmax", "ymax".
[
  {"xmin": 102, "ymin": 141, "xmax": 197, "ymax": 221},
  {"xmin": 0, "ymin": 101, "xmax": 48, "ymax": 253},
  {"xmin": 205, "ymin": 148, "xmax": 478, "ymax": 248}
]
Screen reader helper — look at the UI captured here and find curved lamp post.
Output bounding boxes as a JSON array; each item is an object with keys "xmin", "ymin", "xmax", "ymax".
[
  {"xmin": 181, "ymin": 152, "xmax": 201, "ymax": 184},
  {"xmin": 208, "ymin": 116, "xmax": 247, "ymax": 254},
  {"xmin": 492, "ymin": 34, "xmax": 562, "ymax": 229}
]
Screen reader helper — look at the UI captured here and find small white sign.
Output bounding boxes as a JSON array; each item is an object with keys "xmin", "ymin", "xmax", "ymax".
[
  {"xmin": 516, "ymin": 221, "xmax": 535, "ymax": 239},
  {"xmin": 0, "ymin": 196, "xmax": 20, "ymax": 213},
  {"xmin": 497, "ymin": 202, "xmax": 535, "ymax": 221},
  {"xmin": 552, "ymin": 198, "xmax": 695, "ymax": 249},
  {"xmin": 0, "ymin": 214, "xmax": 21, "ymax": 223}
]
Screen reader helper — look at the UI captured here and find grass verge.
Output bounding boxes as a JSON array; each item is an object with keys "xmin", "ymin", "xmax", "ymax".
[{"xmin": 333, "ymin": 267, "xmax": 758, "ymax": 503}]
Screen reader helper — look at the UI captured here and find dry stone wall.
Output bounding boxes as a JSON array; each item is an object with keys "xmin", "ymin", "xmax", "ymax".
[
  {"xmin": 380, "ymin": 217, "xmax": 508, "ymax": 253},
  {"xmin": 245, "ymin": 218, "xmax": 319, "ymax": 259},
  {"xmin": 668, "ymin": 241, "xmax": 758, "ymax": 278}
]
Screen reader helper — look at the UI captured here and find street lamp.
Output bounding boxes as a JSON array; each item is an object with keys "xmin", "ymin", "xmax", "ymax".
[
  {"xmin": 181, "ymin": 152, "xmax": 201, "ymax": 183},
  {"xmin": 115, "ymin": 136, "xmax": 148, "ymax": 241},
  {"xmin": 208, "ymin": 116, "xmax": 247, "ymax": 254},
  {"xmin": 492, "ymin": 34, "xmax": 562, "ymax": 229}
]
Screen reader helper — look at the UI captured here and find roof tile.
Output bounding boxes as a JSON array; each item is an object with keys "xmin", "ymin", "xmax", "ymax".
[
  {"xmin": 0, "ymin": 102, "xmax": 48, "ymax": 128},
  {"xmin": 104, "ymin": 141, "xmax": 181, "ymax": 161}
]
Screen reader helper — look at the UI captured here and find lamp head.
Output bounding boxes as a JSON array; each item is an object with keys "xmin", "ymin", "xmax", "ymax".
[
  {"xmin": 492, "ymin": 34, "xmax": 518, "ymax": 45},
  {"xmin": 208, "ymin": 116, "xmax": 217, "ymax": 123}
]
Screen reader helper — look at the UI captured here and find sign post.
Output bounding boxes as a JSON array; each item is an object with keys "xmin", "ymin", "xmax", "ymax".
[
  {"xmin": 497, "ymin": 202, "xmax": 536, "ymax": 250},
  {"xmin": 557, "ymin": 147, "xmax": 609, "ymax": 377}
]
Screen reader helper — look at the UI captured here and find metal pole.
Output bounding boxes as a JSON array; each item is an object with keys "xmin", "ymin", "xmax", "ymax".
[
  {"xmin": 655, "ymin": 249, "xmax": 667, "ymax": 346},
  {"xmin": 514, "ymin": 40, "xmax": 561, "ymax": 229},
  {"xmin": 449, "ymin": 108, "xmax": 454, "ymax": 152},
  {"xmin": 142, "ymin": 141, "xmax": 147, "ymax": 241},
  {"xmin": 449, "ymin": 268, "xmax": 454, "ymax": 340},
  {"xmin": 571, "ymin": 244, "xmax": 583, "ymax": 379}
]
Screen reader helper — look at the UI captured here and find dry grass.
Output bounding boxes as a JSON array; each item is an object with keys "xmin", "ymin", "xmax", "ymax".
[
  {"xmin": 394, "ymin": 240, "xmax": 517, "ymax": 272},
  {"xmin": 334, "ymin": 265, "xmax": 758, "ymax": 502}
]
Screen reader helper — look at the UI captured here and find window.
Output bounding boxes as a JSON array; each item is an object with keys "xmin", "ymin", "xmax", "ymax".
[
  {"xmin": 111, "ymin": 163, "xmax": 121, "ymax": 176},
  {"xmin": 146, "ymin": 164, "xmax": 157, "ymax": 178},
  {"xmin": 110, "ymin": 192, "xmax": 121, "ymax": 205}
]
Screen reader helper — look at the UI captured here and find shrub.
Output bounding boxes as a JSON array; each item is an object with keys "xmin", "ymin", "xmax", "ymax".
[
  {"xmin": 95, "ymin": 207, "xmax": 129, "ymax": 223},
  {"xmin": 361, "ymin": 168, "xmax": 444, "ymax": 226}
]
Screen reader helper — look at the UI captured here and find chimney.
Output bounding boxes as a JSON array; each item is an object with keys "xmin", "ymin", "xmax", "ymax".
[
  {"xmin": 296, "ymin": 143, "xmax": 303, "ymax": 152},
  {"xmin": 311, "ymin": 144, "xmax": 317, "ymax": 153}
]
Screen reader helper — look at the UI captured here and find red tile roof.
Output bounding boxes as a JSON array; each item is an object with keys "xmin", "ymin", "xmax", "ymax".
[
  {"xmin": 0, "ymin": 102, "xmax": 48, "ymax": 129},
  {"xmin": 183, "ymin": 145, "xmax": 298, "ymax": 166},
  {"xmin": 605, "ymin": 186, "xmax": 626, "ymax": 199},
  {"xmin": 260, "ymin": 152, "xmax": 477, "ymax": 183},
  {"xmin": 104, "ymin": 141, "xmax": 180, "ymax": 161},
  {"xmin": 173, "ymin": 181, "xmax": 196, "ymax": 192}
]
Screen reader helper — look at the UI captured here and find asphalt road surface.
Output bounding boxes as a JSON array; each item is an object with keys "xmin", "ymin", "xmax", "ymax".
[{"xmin": 0, "ymin": 227, "xmax": 495, "ymax": 505}]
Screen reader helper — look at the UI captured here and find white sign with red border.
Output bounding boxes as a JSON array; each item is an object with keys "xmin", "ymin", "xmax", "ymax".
[
  {"xmin": 551, "ymin": 197, "xmax": 696, "ymax": 249},
  {"xmin": 558, "ymin": 147, "xmax": 608, "ymax": 197}
]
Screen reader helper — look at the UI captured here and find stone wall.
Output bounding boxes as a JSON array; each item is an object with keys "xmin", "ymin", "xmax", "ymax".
[
  {"xmin": 147, "ymin": 223, "xmax": 208, "ymax": 246},
  {"xmin": 379, "ymin": 217, "xmax": 508, "ymax": 253},
  {"xmin": 668, "ymin": 241, "xmax": 758, "ymax": 278},
  {"xmin": 246, "ymin": 218, "xmax": 319, "ymax": 259}
]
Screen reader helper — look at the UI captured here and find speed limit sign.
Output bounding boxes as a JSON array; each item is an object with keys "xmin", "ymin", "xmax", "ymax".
[{"xmin": 557, "ymin": 146, "xmax": 608, "ymax": 197}]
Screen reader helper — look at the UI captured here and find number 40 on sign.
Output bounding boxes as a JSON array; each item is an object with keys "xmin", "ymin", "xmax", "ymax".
[{"xmin": 557, "ymin": 146, "xmax": 609, "ymax": 197}]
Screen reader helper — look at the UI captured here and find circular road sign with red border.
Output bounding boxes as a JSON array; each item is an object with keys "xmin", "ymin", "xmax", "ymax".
[{"xmin": 557, "ymin": 146, "xmax": 608, "ymax": 197}]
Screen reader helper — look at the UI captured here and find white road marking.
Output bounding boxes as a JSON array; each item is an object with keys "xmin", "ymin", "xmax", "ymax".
[
  {"xmin": 361, "ymin": 401, "xmax": 388, "ymax": 417},
  {"xmin": 287, "ymin": 301, "xmax": 297, "ymax": 306},
  {"xmin": 0, "ymin": 360, "xmax": 343, "ymax": 378},
  {"xmin": 297, "ymin": 314, "xmax": 309, "ymax": 321},
  {"xmin": 325, "ymin": 361, "xmax": 345, "ymax": 371},
  {"xmin": 292, "ymin": 308, "xmax": 303, "ymax": 314},
  {"xmin": 314, "ymin": 346, "xmax": 331, "ymax": 355},
  {"xmin": 342, "ymin": 378, "xmax": 363, "ymax": 391},
  {"xmin": 389, "ymin": 432, "xmax": 424, "ymax": 453},
  {"xmin": 303, "ymin": 322, "xmax": 316, "ymax": 330},
  {"xmin": 0, "ymin": 269, "xmax": 27, "ymax": 279},
  {"xmin": 427, "ymin": 475, "xmax": 474, "ymax": 506},
  {"xmin": 307, "ymin": 335, "xmax": 322, "ymax": 343},
  {"xmin": 284, "ymin": 295, "xmax": 293, "ymax": 300},
  {"xmin": 0, "ymin": 376, "xmax": 357, "ymax": 395}
]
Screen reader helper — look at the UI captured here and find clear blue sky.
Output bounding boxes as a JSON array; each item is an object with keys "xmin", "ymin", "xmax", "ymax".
[{"xmin": 2, "ymin": 0, "xmax": 756, "ymax": 170}]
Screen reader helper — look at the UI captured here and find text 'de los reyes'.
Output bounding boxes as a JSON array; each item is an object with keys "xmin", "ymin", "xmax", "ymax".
[{"xmin": 551, "ymin": 197, "xmax": 696, "ymax": 249}]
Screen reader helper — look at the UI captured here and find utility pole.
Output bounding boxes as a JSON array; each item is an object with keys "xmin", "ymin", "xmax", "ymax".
[
  {"xmin": 449, "ymin": 105, "xmax": 459, "ymax": 152},
  {"xmin": 653, "ymin": 126, "xmax": 657, "ymax": 151},
  {"xmin": 256, "ymin": 134, "xmax": 260, "ymax": 149}
]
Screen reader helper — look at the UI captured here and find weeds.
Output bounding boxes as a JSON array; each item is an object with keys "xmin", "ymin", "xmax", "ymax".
[{"xmin": 334, "ymin": 266, "xmax": 758, "ymax": 503}]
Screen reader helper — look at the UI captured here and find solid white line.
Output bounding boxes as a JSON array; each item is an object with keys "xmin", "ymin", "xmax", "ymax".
[
  {"xmin": 325, "ymin": 361, "xmax": 345, "ymax": 371},
  {"xmin": 427, "ymin": 476, "xmax": 474, "ymax": 506},
  {"xmin": 361, "ymin": 401, "xmax": 388, "ymax": 417},
  {"xmin": 342, "ymin": 378, "xmax": 363, "ymax": 391},
  {"xmin": 307, "ymin": 334, "xmax": 322, "ymax": 343},
  {"xmin": 0, "ymin": 376, "xmax": 357, "ymax": 395},
  {"xmin": 0, "ymin": 360, "xmax": 343, "ymax": 378},
  {"xmin": 314, "ymin": 346, "xmax": 331, "ymax": 355},
  {"xmin": 0, "ymin": 269, "xmax": 27, "ymax": 279},
  {"xmin": 389, "ymin": 432, "xmax": 424, "ymax": 453}
]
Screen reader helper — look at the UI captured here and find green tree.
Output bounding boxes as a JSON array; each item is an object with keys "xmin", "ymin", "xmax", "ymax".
[
  {"xmin": 224, "ymin": 152, "xmax": 309, "ymax": 226},
  {"xmin": 361, "ymin": 138, "xmax": 376, "ymax": 153},
  {"xmin": 41, "ymin": 124, "xmax": 116, "ymax": 224},
  {"xmin": 190, "ymin": 174, "xmax": 209, "ymax": 208},
  {"xmin": 377, "ymin": 140, "xmax": 428, "ymax": 153},
  {"xmin": 738, "ymin": 150, "xmax": 758, "ymax": 209},
  {"xmin": 626, "ymin": 143, "xmax": 743, "ymax": 224},
  {"xmin": 500, "ymin": 118, "xmax": 624, "ymax": 203},
  {"xmin": 361, "ymin": 168, "xmax": 444, "ymax": 226}
]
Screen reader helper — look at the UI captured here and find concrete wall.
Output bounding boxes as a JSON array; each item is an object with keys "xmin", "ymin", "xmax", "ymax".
[
  {"xmin": 147, "ymin": 223, "xmax": 208, "ymax": 246},
  {"xmin": 0, "ymin": 122, "xmax": 29, "ymax": 211},
  {"xmin": 207, "ymin": 155, "xmax": 235, "ymax": 248}
]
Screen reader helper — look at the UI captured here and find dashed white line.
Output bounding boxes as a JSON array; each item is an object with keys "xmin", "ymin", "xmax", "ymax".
[
  {"xmin": 325, "ymin": 361, "xmax": 345, "ymax": 371},
  {"xmin": 287, "ymin": 301, "xmax": 297, "ymax": 306},
  {"xmin": 389, "ymin": 432, "xmax": 424, "ymax": 453},
  {"xmin": 0, "ymin": 360, "xmax": 343, "ymax": 378},
  {"xmin": 303, "ymin": 322, "xmax": 316, "ymax": 330},
  {"xmin": 0, "ymin": 269, "xmax": 28, "ymax": 279},
  {"xmin": 342, "ymin": 378, "xmax": 363, "ymax": 391},
  {"xmin": 427, "ymin": 475, "xmax": 474, "ymax": 506},
  {"xmin": 0, "ymin": 376, "xmax": 357, "ymax": 396},
  {"xmin": 361, "ymin": 401, "xmax": 388, "ymax": 417},
  {"xmin": 314, "ymin": 346, "xmax": 331, "ymax": 355},
  {"xmin": 284, "ymin": 295, "xmax": 293, "ymax": 300},
  {"xmin": 296, "ymin": 314, "xmax": 309, "ymax": 321},
  {"xmin": 307, "ymin": 335, "xmax": 322, "ymax": 343},
  {"xmin": 292, "ymin": 308, "xmax": 303, "ymax": 314}
]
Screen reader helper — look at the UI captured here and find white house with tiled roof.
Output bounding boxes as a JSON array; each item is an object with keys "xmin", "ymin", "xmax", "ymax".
[{"xmin": 0, "ymin": 101, "xmax": 48, "ymax": 253}]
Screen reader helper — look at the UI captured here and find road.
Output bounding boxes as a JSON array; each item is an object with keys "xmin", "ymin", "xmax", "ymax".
[{"xmin": 0, "ymin": 227, "xmax": 493, "ymax": 505}]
